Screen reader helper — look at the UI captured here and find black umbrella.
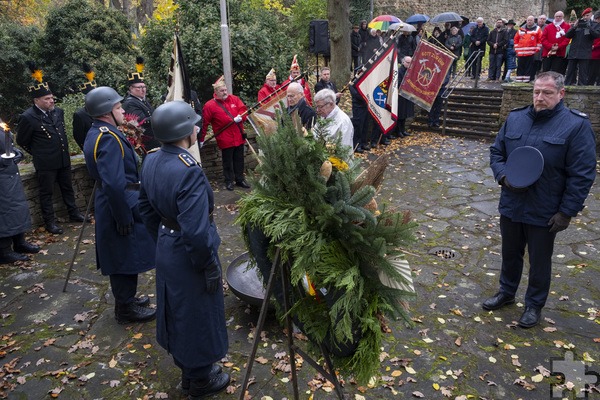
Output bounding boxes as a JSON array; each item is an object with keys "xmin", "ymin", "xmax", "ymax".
[{"xmin": 431, "ymin": 12, "xmax": 463, "ymax": 24}]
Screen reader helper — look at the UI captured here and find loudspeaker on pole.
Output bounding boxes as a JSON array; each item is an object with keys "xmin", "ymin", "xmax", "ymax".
[{"xmin": 309, "ymin": 19, "xmax": 330, "ymax": 56}]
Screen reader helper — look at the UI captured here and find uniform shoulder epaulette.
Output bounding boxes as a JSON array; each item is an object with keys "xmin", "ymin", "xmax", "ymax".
[
  {"xmin": 569, "ymin": 109, "xmax": 588, "ymax": 119},
  {"xmin": 178, "ymin": 153, "xmax": 198, "ymax": 167},
  {"xmin": 147, "ymin": 147, "xmax": 160, "ymax": 154},
  {"xmin": 99, "ymin": 126, "xmax": 110, "ymax": 133},
  {"xmin": 510, "ymin": 105, "xmax": 529, "ymax": 112}
]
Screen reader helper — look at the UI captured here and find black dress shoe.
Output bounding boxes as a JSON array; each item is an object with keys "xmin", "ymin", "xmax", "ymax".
[
  {"xmin": 45, "ymin": 223, "xmax": 64, "ymax": 235},
  {"xmin": 225, "ymin": 183, "xmax": 234, "ymax": 191},
  {"xmin": 381, "ymin": 137, "xmax": 391, "ymax": 145},
  {"xmin": 14, "ymin": 242, "xmax": 40, "ymax": 254},
  {"xmin": 178, "ymin": 364, "xmax": 223, "ymax": 395},
  {"xmin": 69, "ymin": 213, "xmax": 91, "ymax": 223},
  {"xmin": 0, "ymin": 251, "xmax": 29, "ymax": 264},
  {"xmin": 115, "ymin": 303, "xmax": 156, "ymax": 324},
  {"xmin": 362, "ymin": 143, "xmax": 371, "ymax": 151},
  {"xmin": 482, "ymin": 292, "xmax": 515, "ymax": 310},
  {"xmin": 188, "ymin": 371, "xmax": 230, "ymax": 399},
  {"xmin": 403, "ymin": 131, "xmax": 412, "ymax": 137},
  {"xmin": 134, "ymin": 296, "xmax": 150, "ymax": 307},
  {"xmin": 354, "ymin": 146, "xmax": 364, "ymax": 154},
  {"xmin": 518, "ymin": 306, "xmax": 542, "ymax": 328},
  {"xmin": 236, "ymin": 180, "xmax": 251, "ymax": 189}
]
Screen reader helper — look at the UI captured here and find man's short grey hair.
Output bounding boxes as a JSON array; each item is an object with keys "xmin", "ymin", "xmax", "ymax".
[
  {"xmin": 287, "ymin": 81, "xmax": 303, "ymax": 94},
  {"xmin": 477, "ymin": 17, "xmax": 484, "ymax": 22},
  {"xmin": 535, "ymin": 71, "xmax": 565, "ymax": 91},
  {"xmin": 314, "ymin": 88, "xmax": 336, "ymax": 105}
]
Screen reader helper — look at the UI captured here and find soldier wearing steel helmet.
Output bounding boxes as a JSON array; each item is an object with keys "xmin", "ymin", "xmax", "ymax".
[
  {"xmin": 83, "ymin": 86, "xmax": 156, "ymax": 325},
  {"xmin": 138, "ymin": 101, "xmax": 229, "ymax": 399}
]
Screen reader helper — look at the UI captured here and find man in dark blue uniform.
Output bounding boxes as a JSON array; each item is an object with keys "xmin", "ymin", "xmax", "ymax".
[
  {"xmin": 16, "ymin": 63, "xmax": 87, "ymax": 234},
  {"xmin": 83, "ymin": 86, "xmax": 156, "ymax": 324},
  {"xmin": 0, "ymin": 125, "xmax": 40, "ymax": 264},
  {"xmin": 139, "ymin": 101, "xmax": 229, "ymax": 399},
  {"xmin": 485, "ymin": 71, "xmax": 596, "ymax": 328},
  {"xmin": 122, "ymin": 57, "xmax": 160, "ymax": 152}
]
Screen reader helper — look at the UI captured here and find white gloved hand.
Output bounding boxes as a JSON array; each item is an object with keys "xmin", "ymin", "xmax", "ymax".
[
  {"xmin": 199, "ymin": 141, "xmax": 204, "ymax": 148},
  {"xmin": 234, "ymin": 115, "xmax": 243, "ymax": 123}
]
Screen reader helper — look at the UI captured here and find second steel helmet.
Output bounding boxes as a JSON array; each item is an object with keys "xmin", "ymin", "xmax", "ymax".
[
  {"xmin": 85, "ymin": 86, "xmax": 123, "ymax": 117},
  {"xmin": 151, "ymin": 101, "xmax": 201, "ymax": 143}
]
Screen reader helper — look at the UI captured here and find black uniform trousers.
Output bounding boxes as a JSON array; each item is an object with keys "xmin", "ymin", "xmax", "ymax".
[
  {"xmin": 565, "ymin": 59, "xmax": 590, "ymax": 85},
  {"xmin": 0, "ymin": 233, "xmax": 28, "ymax": 252},
  {"xmin": 351, "ymin": 105, "xmax": 368, "ymax": 148},
  {"xmin": 221, "ymin": 144, "xmax": 245, "ymax": 185},
  {"xmin": 36, "ymin": 167, "xmax": 78, "ymax": 224},
  {"xmin": 498, "ymin": 215, "xmax": 556, "ymax": 309},
  {"xmin": 109, "ymin": 274, "xmax": 138, "ymax": 305},
  {"xmin": 173, "ymin": 356, "xmax": 213, "ymax": 381}
]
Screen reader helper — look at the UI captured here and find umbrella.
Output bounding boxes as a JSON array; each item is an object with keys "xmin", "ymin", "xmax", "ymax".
[
  {"xmin": 431, "ymin": 12, "xmax": 463, "ymax": 24},
  {"xmin": 462, "ymin": 21, "xmax": 477, "ymax": 35},
  {"xmin": 368, "ymin": 15, "xmax": 401, "ymax": 31},
  {"xmin": 389, "ymin": 22, "xmax": 417, "ymax": 32},
  {"xmin": 405, "ymin": 13, "xmax": 430, "ymax": 24}
]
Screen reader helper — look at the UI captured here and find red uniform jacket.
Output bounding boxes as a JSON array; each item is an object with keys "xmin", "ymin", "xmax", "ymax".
[
  {"xmin": 201, "ymin": 94, "xmax": 247, "ymax": 150},
  {"xmin": 257, "ymin": 83, "xmax": 280, "ymax": 102},
  {"xmin": 541, "ymin": 21, "xmax": 571, "ymax": 58}
]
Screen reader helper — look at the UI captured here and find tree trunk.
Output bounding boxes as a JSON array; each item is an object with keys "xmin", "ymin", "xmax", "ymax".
[
  {"xmin": 328, "ymin": 0, "xmax": 351, "ymax": 90},
  {"xmin": 548, "ymin": 0, "xmax": 566, "ymax": 16}
]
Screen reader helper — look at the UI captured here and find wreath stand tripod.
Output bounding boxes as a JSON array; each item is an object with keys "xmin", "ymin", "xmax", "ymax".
[{"xmin": 239, "ymin": 248, "xmax": 345, "ymax": 400}]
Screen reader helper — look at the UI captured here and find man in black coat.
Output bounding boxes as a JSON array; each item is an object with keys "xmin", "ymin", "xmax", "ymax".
[
  {"xmin": 564, "ymin": 8, "xmax": 600, "ymax": 85},
  {"xmin": 16, "ymin": 72, "xmax": 87, "ymax": 235},
  {"xmin": 487, "ymin": 19, "xmax": 508, "ymax": 81},
  {"xmin": 314, "ymin": 67, "xmax": 341, "ymax": 104},
  {"xmin": 72, "ymin": 63, "xmax": 97, "ymax": 150},
  {"xmin": 0, "ymin": 125, "xmax": 40, "ymax": 264},
  {"xmin": 351, "ymin": 25, "xmax": 361, "ymax": 71},
  {"xmin": 286, "ymin": 81, "xmax": 316, "ymax": 130},
  {"xmin": 397, "ymin": 31, "xmax": 417, "ymax": 59},
  {"xmin": 122, "ymin": 58, "xmax": 160, "ymax": 152},
  {"xmin": 470, "ymin": 17, "xmax": 490, "ymax": 79}
]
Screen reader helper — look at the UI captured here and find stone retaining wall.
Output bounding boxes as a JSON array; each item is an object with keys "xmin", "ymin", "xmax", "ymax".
[
  {"xmin": 19, "ymin": 136, "xmax": 259, "ymax": 228},
  {"xmin": 499, "ymin": 84, "xmax": 600, "ymax": 150}
]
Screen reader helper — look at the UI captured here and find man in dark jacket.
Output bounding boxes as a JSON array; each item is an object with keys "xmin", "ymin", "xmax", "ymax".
[
  {"xmin": 487, "ymin": 19, "xmax": 508, "ymax": 81},
  {"xmin": 139, "ymin": 101, "xmax": 229, "ymax": 399},
  {"xmin": 470, "ymin": 17, "xmax": 490, "ymax": 79},
  {"xmin": 351, "ymin": 25, "xmax": 361, "ymax": 71},
  {"xmin": 314, "ymin": 67, "xmax": 341, "ymax": 104},
  {"xmin": 286, "ymin": 81, "xmax": 316, "ymax": 130},
  {"xmin": 485, "ymin": 72, "xmax": 596, "ymax": 328},
  {"xmin": 358, "ymin": 20, "xmax": 369, "ymax": 64},
  {"xmin": 16, "ymin": 66, "xmax": 87, "ymax": 235},
  {"xmin": 564, "ymin": 7, "xmax": 600, "ymax": 85},
  {"xmin": 83, "ymin": 86, "xmax": 156, "ymax": 325},
  {"xmin": 72, "ymin": 62, "xmax": 97, "ymax": 150},
  {"xmin": 0, "ymin": 125, "xmax": 40, "ymax": 264},
  {"xmin": 397, "ymin": 31, "xmax": 417, "ymax": 59}
]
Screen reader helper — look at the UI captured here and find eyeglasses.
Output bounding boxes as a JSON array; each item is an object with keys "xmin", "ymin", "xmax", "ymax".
[{"xmin": 315, "ymin": 102, "xmax": 332, "ymax": 110}]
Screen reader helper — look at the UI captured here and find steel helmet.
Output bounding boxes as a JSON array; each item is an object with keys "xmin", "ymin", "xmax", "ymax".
[
  {"xmin": 151, "ymin": 101, "xmax": 201, "ymax": 143},
  {"xmin": 85, "ymin": 86, "xmax": 123, "ymax": 117}
]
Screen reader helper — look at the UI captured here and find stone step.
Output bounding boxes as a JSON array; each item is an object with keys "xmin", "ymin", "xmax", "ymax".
[
  {"xmin": 410, "ymin": 122, "xmax": 497, "ymax": 138},
  {"xmin": 445, "ymin": 102, "xmax": 502, "ymax": 113},
  {"xmin": 444, "ymin": 110, "xmax": 500, "ymax": 123},
  {"xmin": 446, "ymin": 94, "xmax": 503, "ymax": 105}
]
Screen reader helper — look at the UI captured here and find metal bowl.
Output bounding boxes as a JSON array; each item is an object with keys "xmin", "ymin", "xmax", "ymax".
[{"xmin": 225, "ymin": 252, "xmax": 267, "ymax": 306}]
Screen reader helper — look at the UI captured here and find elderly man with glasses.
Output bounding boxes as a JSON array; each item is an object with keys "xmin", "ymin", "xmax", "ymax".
[
  {"xmin": 312, "ymin": 89, "xmax": 354, "ymax": 150},
  {"xmin": 286, "ymin": 81, "xmax": 316, "ymax": 130}
]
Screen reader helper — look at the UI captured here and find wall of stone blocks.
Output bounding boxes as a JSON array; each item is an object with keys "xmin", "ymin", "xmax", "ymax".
[{"xmin": 18, "ymin": 136, "xmax": 260, "ymax": 228}]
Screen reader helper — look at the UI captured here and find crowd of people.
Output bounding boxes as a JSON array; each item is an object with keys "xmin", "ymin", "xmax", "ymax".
[{"xmin": 1, "ymin": 10, "xmax": 597, "ymax": 397}]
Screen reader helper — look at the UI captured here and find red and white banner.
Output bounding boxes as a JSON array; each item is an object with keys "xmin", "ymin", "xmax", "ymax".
[
  {"xmin": 399, "ymin": 40, "xmax": 455, "ymax": 112},
  {"xmin": 353, "ymin": 40, "xmax": 398, "ymax": 134},
  {"xmin": 248, "ymin": 90, "xmax": 287, "ymax": 135}
]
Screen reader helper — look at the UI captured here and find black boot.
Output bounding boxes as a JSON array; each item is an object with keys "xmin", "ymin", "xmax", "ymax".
[
  {"xmin": 178, "ymin": 364, "xmax": 223, "ymax": 395},
  {"xmin": 134, "ymin": 296, "xmax": 150, "ymax": 307},
  {"xmin": 0, "ymin": 250, "xmax": 29, "ymax": 264},
  {"xmin": 115, "ymin": 302, "xmax": 156, "ymax": 324},
  {"xmin": 45, "ymin": 222, "xmax": 64, "ymax": 235},
  {"xmin": 13, "ymin": 234, "xmax": 40, "ymax": 254},
  {"xmin": 188, "ymin": 371, "xmax": 230, "ymax": 399}
]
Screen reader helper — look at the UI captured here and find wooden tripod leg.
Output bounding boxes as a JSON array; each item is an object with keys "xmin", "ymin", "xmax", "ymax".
[{"xmin": 238, "ymin": 248, "xmax": 281, "ymax": 400}]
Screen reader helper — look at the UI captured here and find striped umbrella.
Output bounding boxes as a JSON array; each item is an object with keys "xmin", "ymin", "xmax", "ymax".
[{"xmin": 368, "ymin": 15, "xmax": 402, "ymax": 31}]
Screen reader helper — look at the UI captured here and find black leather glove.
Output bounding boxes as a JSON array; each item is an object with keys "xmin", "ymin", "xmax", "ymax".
[
  {"xmin": 205, "ymin": 260, "xmax": 222, "ymax": 294},
  {"xmin": 548, "ymin": 212, "xmax": 571, "ymax": 233},
  {"xmin": 116, "ymin": 221, "xmax": 134, "ymax": 236},
  {"xmin": 500, "ymin": 176, "xmax": 528, "ymax": 193},
  {"xmin": 242, "ymin": 133, "xmax": 248, "ymax": 140},
  {"xmin": 13, "ymin": 149, "xmax": 24, "ymax": 164}
]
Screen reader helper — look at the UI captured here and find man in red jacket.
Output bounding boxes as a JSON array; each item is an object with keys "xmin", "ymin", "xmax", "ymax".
[
  {"xmin": 541, "ymin": 11, "xmax": 571, "ymax": 74},
  {"xmin": 201, "ymin": 76, "xmax": 251, "ymax": 191},
  {"xmin": 257, "ymin": 68, "xmax": 279, "ymax": 102}
]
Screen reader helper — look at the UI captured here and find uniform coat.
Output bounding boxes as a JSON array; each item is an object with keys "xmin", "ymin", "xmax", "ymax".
[
  {"xmin": 0, "ymin": 130, "xmax": 31, "ymax": 239},
  {"xmin": 83, "ymin": 120, "xmax": 155, "ymax": 275},
  {"xmin": 72, "ymin": 107, "xmax": 93, "ymax": 151},
  {"xmin": 257, "ymin": 83, "xmax": 280, "ymax": 102},
  {"xmin": 397, "ymin": 66, "xmax": 415, "ymax": 120},
  {"xmin": 201, "ymin": 94, "xmax": 247, "ymax": 150},
  {"xmin": 139, "ymin": 145, "xmax": 227, "ymax": 368},
  {"xmin": 16, "ymin": 106, "xmax": 70, "ymax": 171},
  {"xmin": 490, "ymin": 102, "xmax": 596, "ymax": 227}
]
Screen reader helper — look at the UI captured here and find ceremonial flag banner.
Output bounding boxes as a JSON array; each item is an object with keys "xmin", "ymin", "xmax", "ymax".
[
  {"xmin": 354, "ymin": 40, "xmax": 399, "ymax": 134},
  {"xmin": 399, "ymin": 40, "xmax": 454, "ymax": 111},
  {"xmin": 164, "ymin": 33, "xmax": 202, "ymax": 162},
  {"xmin": 248, "ymin": 90, "xmax": 287, "ymax": 135}
]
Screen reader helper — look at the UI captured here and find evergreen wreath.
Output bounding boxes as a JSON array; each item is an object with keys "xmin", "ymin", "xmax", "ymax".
[{"xmin": 236, "ymin": 112, "xmax": 417, "ymax": 383}]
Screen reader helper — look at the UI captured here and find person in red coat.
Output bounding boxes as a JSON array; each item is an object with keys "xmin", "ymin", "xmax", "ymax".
[
  {"xmin": 281, "ymin": 54, "xmax": 313, "ymax": 106},
  {"xmin": 201, "ymin": 76, "xmax": 251, "ymax": 191},
  {"xmin": 540, "ymin": 11, "xmax": 571, "ymax": 74},
  {"xmin": 257, "ymin": 68, "xmax": 280, "ymax": 102}
]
